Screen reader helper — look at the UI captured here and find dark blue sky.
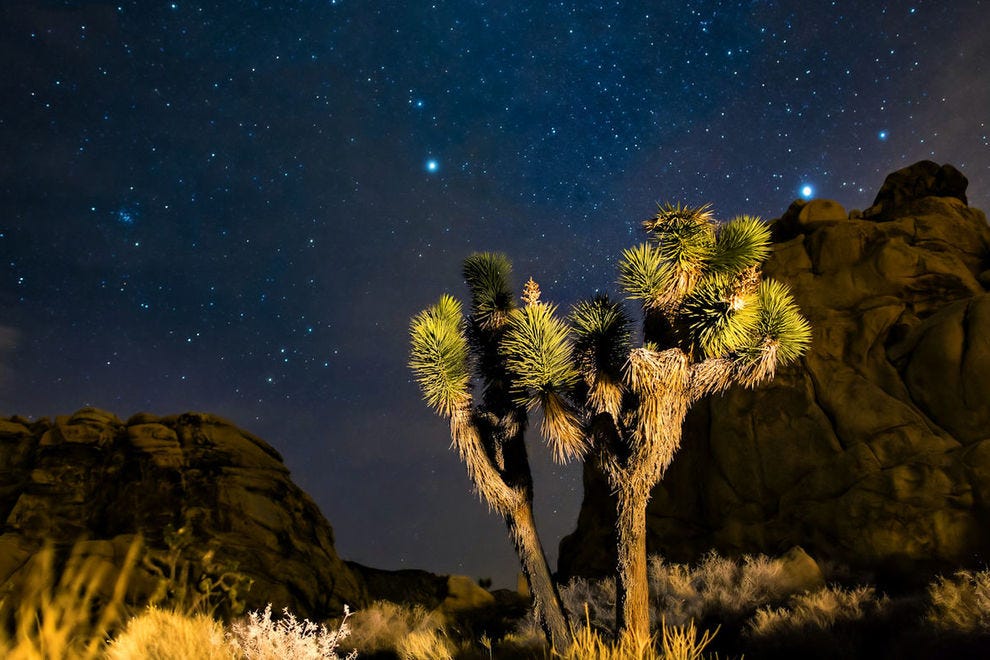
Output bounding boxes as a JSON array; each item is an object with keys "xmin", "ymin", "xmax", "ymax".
[{"xmin": 1, "ymin": 1, "xmax": 988, "ymax": 588}]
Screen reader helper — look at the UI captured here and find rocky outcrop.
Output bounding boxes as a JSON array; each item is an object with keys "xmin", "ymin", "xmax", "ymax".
[
  {"xmin": 560, "ymin": 162, "xmax": 990, "ymax": 583},
  {"xmin": 0, "ymin": 409, "xmax": 366, "ymax": 619}
]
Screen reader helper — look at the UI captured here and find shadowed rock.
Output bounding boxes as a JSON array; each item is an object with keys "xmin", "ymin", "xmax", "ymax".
[{"xmin": 0, "ymin": 409, "xmax": 366, "ymax": 619}]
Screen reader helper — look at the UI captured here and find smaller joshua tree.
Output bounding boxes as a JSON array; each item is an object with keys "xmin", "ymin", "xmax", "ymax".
[
  {"xmin": 496, "ymin": 203, "xmax": 812, "ymax": 640},
  {"xmin": 409, "ymin": 254, "xmax": 572, "ymax": 647}
]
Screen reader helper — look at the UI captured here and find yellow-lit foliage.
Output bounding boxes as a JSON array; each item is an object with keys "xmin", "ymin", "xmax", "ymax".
[
  {"xmin": 105, "ymin": 607, "xmax": 237, "ymax": 660},
  {"xmin": 0, "ymin": 538, "xmax": 141, "ymax": 660},
  {"xmin": 550, "ymin": 605, "xmax": 718, "ymax": 660}
]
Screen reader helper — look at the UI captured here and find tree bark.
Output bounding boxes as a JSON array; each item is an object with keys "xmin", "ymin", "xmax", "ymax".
[
  {"xmin": 615, "ymin": 485, "xmax": 650, "ymax": 641},
  {"xmin": 507, "ymin": 503, "xmax": 572, "ymax": 649}
]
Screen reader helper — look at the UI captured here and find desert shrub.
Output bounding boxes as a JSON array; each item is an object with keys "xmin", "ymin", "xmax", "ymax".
[
  {"xmin": 497, "ymin": 610, "xmax": 550, "ymax": 658},
  {"xmin": 561, "ymin": 551, "xmax": 814, "ymax": 636},
  {"xmin": 0, "ymin": 538, "xmax": 141, "ymax": 660},
  {"xmin": 226, "ymin": 603, "xmax": 357, "ymax": 659},
  {"xmin": 559, "ymin": 575, "xmax": 617, "ymax": 634},
  {"xmin": 926, "ymin": 568, "xmax": 990, "ymax": 633},
  {"xmin": 649, "ymin": 551, "xmax": 799, "ymax": 627},
  {"xmin": 747, "ymin": 585, "xmax": 888, "ymax": 639},
  {"xmin": 105, "ymin": 607, "xmax": 237, "ymax": 659},
  {"xmin": 346, "ymin": 600, "xmax": 451, "ymax": 658}
]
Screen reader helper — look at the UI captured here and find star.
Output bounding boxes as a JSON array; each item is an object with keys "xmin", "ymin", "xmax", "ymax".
[
  {"xmin": 878, "ymin": 130, "xmax": 888, "ymax": 141},
  {"xmin": 800, "ymin": 185, "xmax": 814, "ymax": 199},
  {"xmin": 425, "ymin": 159, "xmax": 439, "ymax": 173}
]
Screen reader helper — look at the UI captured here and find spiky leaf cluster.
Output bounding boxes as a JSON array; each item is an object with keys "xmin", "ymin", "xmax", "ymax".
[
  {"xmin": 710, "ymin": 215, "xmax": 772, "ymax": 275},
  {"xmin": 502, "ymin": 302, "xmax": 585, "ymax": 460},
  {"xmin": 680, "ymin": 275, "xmax": 760, "ymax": 359},
  {"xmin": 751, "ymin": 278, "xmax": 812, "ymax": 363},
  {"xmin": 570, "ymin": 295, "xmax": 632, "ymax": 377},
  {"xmin": 463, "ymin": 252, "xmax": 515, "ymax": 331},
  {"xmin": 570, "ymin": 295, "xmax": 632, "ymax": 417},
  {"xmin": 409, "ymin": 295, "xmax": 470, "ymax": 416},
  {"xmin": 644, "ymin": 202, "xmax": 716, "ymax": 272},
  {"xmin": 617, "ymin": 243, "xmax": 672, "ymax": 308},
  {"xmin": 501, "ymin": 303, "xmax": 580, "ymax": 401}
]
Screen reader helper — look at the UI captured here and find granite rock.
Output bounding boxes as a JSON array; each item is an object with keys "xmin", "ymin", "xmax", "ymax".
[{"xmin": 0, "ymin": 409, "xmax": 366, "ymax": 619}]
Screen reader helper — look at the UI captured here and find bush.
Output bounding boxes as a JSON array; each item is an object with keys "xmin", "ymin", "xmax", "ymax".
[
  {"xmin": 748, "ymin": 585, "xmax": 888, "ymax": 639},
  {"xmin": 106, "ymin": 607, "xmax": 236, "ymax": 659},
  {"xmin": 926, "ymin": 568, "xmax": 990, "ymax": 633},
  {"xmin": 649, "ymin": 551, "xmax": 792, "ymax": 627},
  {"xmin": 560, "ymin": 551, "xmax": 816, "ymax": 636},
  {"xmin": 346, "ymin": 600, "xmax": 451, "ymax": 658},
  {"xmin": 226, "ymin": 603, "xmax": 357, "ymax": 660}
]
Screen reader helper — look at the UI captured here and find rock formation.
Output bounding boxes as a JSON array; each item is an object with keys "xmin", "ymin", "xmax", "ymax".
[
  {"xmin": 0, "ymin": 408, "xmax": 366, "ymax": 619},
  {"xmin": 560, "ymin": 161, "xmax": 990, "ymax": 583}
]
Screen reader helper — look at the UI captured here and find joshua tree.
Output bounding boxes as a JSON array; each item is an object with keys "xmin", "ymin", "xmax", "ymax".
[
  {"xmin": 497, "ymin": 203, "xmax": 812, "ymax": 640},
  {"xmin": 408, "ymin": 254, "xmax": 573, "ymax": 647}
]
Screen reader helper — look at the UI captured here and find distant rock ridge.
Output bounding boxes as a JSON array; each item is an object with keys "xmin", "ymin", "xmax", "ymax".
[
  {"xmin": 0, "ymin": 408, "xmax": 366, "ymax": 619},
  {"xmin": 559, "ymin": 161, "xmax": 990, "ymax": 584}
]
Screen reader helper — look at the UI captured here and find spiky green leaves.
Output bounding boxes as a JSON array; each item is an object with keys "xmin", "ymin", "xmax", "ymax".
[
  {"xmin": 644, "ymin": 202, "xmax": 716, "ymax": 272},
  {"xmin": 623, "ymin": 207, "xmax": 773, "ymax": 315},
  {"xmin": 711, "ymin": 215, "xmax": 772, "ymax": 276},
  {"xmin": 570, "ymin": 295, "xmax": 632, "ymax": 375},
  {"xmin": 409, "ymin": 295, "xmax": 471, "ymax": 417},
  {"xmin": 752, "ymin": 278, "xmax": 812, "ymax": 363},
  {"xmin": 570, "ymin": 295, "xmax": 632, "ymax": 417},
  {"xmin": 502, "ymin": 303, "xmax": 579, "ymax": 397},
  {"xmin": 463, "ymin": 252, "xmax": 515, "ymax": 331},
  {"xmin": 617, "ymin": 243, "xmax": 672, "ymax": 308},
  {"xmin": 502, "ymin": 303, "xmax": 586, "ymax": 461},
  {"xmin": 681, "ymin": 276, "xmax": 761, "ymax": 359},
  {"xmin": 720, "ymin": 279, "xmax": 811, "ymax": 387}
]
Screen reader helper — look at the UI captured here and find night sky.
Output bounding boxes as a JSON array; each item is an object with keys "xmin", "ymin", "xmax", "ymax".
[{"xmin": 1, "ymin": 1, "xmax": 988, "ymax": 589}]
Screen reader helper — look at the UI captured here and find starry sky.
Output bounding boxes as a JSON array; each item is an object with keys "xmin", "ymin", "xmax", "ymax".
[{"xmin": 1, "ymin": 1, "xmax": 988, "ymax": 589}]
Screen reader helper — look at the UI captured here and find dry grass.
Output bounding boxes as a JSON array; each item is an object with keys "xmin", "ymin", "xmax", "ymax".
[
  {"xmin": 0, "ymin": 536, "xmax": 357, "ymax": 660},
  {"xmin": 0, "ymin": 538, "xmax": 141, "ymax": 660},
  {"xmin": 10, "ymin": 539, "xmax": 990, "ymax": 659},
  {"xmin": 926, "ymin": 568, "xmax": 990, "ymax": 633},
  {"xmin": 560, "ymin": 551, "xmax": 806, "ymax": 634},
  {"xmin": 648, "ymin": 552, "xmax": 790, "ymax": 626},
  {"xmin": 105, "ymin": 607, "xmax": 236, "ymax": 659},
  {"xmin": 747, "ymin": 585, "xmax": 888, "ymax": 639},
  {"xmin": 550, "ymin": 605, "xmax": 718, "ymax": 660},
  {"xmin": 346, "ymin": 600, "xmax": 454, "ymax": 658}
]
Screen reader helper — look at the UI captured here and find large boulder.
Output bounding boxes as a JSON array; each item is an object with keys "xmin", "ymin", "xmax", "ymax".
[
  {"xmin": 560, "ymin": 162, "xmax": 990, "ymax": 583},
  {"xmin": 0, "ymin": 409, "xmax": 366, "ymax": 619}
]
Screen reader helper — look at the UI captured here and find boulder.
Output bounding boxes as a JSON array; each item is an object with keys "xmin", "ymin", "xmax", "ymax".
[
  {"xmin": 0, "ymin": 409, "xmax": 366, "ymax": 619},
  {"xmin": 864, "ymin": 160, "xmax": 968, "ymax": 219},
  {"xmin": 560, "ymin": 163, "xmax": 990, "ymax": 584}
]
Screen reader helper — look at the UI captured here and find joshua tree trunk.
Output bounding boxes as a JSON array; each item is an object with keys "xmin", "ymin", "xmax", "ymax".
[
  {"xmin": 615, "ymin": 484, "xmax": 650, "ymax": 641},
  {"xmin": 507, "ymin": 503, "xmax": 572, "ymax": 648}
]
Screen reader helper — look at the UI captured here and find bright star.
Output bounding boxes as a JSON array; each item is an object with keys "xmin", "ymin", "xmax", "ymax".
[
  {"xmin": 425, "ymin": 159, "xmax": 439, "ymax": 173},
  {"xmin": 878, "ymin": 130, "xmax": 888, "ymax": 140},
  {"xmin": 800, "ymin": 185, "xmax": 814, "ymax": 199}
]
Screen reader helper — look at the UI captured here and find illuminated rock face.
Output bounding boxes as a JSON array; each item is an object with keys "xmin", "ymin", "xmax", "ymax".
[
  {"xmin": 0, "ymin": 409, "xmax": 366, "ymax": 618},
  {"xmin": 561, "ymin": 162, "xmax": 990, "ymax": 582}
]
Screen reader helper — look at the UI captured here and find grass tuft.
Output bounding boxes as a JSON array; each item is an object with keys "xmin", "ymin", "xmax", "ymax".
[{"xmin": 926, "ymin": 568, "xmax": 990, "ymax": 633}]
